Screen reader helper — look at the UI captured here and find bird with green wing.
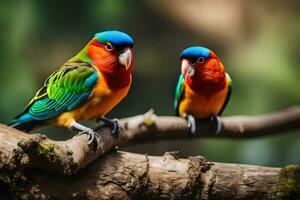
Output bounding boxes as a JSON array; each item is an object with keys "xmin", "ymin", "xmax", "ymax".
[
  {"xmin": 174, "ymin": 46, "xmax": 232, "ymax": 134},
  {"xmin": 9, "ymin": 30, "xmax": 134, "ymax": 145}
]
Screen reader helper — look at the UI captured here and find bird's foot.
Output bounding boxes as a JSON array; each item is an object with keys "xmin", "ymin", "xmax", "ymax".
[
  {"xmin": 69, "ymin": 122, "xmax": 99, "ymax": 151},
  {"xmin": 97, "ymin": 117, "xmax": 120, "ymax": 138},
  {"xmin": 184, "ymin": 114, "xmax": 196, "ymax": 136},
  {"xmin": 210, "ymin": 115, "xmax": 222, "ymax": 134},
  {"xmin": 78, "ymin": 129, "xmax": 98, "ymax": 145}
]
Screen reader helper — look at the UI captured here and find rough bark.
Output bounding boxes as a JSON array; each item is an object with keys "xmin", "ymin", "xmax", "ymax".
[
  {"xmin": 0, "ymin": 106, "xmax": 300, "ymax": 199},
  {"xmin": 1, "ymin": 148, "xmax": 292, "ymax": 200}
]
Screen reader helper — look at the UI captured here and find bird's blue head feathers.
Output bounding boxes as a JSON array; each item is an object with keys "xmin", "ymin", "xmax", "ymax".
[
  {"xmin": 180, "ymin": 46, "xmax": 210, "ymax": 60},
  {"xmin": 95, "ymin": 31, "xmax": 133, "ymax": 48}
]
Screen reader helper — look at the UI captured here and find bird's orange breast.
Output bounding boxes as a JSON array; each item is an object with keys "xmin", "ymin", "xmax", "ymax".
[
  {"xmin": 52, "ymin": 73, "xmax": 131, "ymax": 127},
  {"xmin": 179, "ymin": 81, "xmax": 229, "ymax": 118}
]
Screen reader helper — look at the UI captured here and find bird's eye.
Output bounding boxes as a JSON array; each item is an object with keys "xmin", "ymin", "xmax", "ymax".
[
  {"xmin": 105, "ymin": 43, "xmax": 113, "ymax": 51},
  {"xmin": 198, "ymin": 57, "xmax": 205, "ymax": 63}
]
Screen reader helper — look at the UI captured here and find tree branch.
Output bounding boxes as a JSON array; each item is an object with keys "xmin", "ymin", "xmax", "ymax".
[
  {"xmin": 1, "ymin": 106, "xmax": 300, "ymax": 175},
  {"xmin": 0, "ymin": 106, "xmax": 300, "ymax": 199},
  {"xmin": 2, "ymin": 145, "xmax": 298, "ymax": 200},
  {"xmin": 121, "ymin": 106, "xmax": 300, "ymax": 144}
]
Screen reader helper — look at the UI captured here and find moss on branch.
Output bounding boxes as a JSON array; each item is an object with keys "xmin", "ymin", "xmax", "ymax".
[
  {"xmin": 18, "ymin": 134, "xmax": 78, "ymax": 175},
  {"xmin": 275, "ymin": 164, "xmax": 300, "ymax": 200}
]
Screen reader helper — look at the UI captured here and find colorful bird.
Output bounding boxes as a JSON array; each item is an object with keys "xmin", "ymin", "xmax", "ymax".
[
  {"xmin": 9, "ymin": 30, "xmax": 134, "ymax": 144},
  {"xmin": 174, "ymin": 46, "xmax": 232, "ymax": 134}
]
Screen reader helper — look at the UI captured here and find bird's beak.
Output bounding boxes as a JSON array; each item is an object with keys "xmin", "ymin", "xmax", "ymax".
[
  {"xmin": 181, "ymin": 59, "xmax": 195, "ymax": 77},
  {"xmin": 118, "ymin": 48, "xmax": 132, "ymax": 70}
]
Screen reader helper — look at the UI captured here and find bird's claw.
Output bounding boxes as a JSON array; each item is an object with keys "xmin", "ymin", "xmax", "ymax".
[
  {"xmin": 185, "ymin": 114, "xmax": 196, "ymax": 135},
  {"xmin": 78, "ymin": 129, "xmax": 99, "ymax": 150},
  {"xmin": 110, "ymin": 118, "xmax": 120, "ymax": 137},
  {"xmin": 210, "ymin": 115, "xmax": 222, "ymax": 134},
  {"xmin": 97, "ymin": 117, "xmax": 120, "ymax": 138},
  {"xmin": 69, "ymin": 121, "xmax": 99, "ymax": 151}
]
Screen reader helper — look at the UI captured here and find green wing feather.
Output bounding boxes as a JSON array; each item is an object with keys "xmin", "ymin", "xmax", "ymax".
[
  {"xmin": 174, "ymin": 74, "xmax": 185, "ymax": 116},
  {"xmin": 14, "ymin": 60, "xmax": 98, "ymax": 122},
  {"xmin": 218, "ymin": 73, "xmax": 232, "ymax": 116}
]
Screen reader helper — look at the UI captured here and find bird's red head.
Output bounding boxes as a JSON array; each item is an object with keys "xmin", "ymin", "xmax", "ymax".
[
  {"xmin": 79, "ymin": 31, "xmax": 134, "ymax": 89},
  {"xmin": 87, "ymin": 38, "xmax": 133, "ymax": 74},
  {"xmin": 180, "ymin": 46, "xmax": 226, "ymax": 93}
]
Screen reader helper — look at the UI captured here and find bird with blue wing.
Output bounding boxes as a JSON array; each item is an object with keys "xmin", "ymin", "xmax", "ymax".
[{"xmin": 9, "ymin": 30, "xmax": 134, "ymax": 145}]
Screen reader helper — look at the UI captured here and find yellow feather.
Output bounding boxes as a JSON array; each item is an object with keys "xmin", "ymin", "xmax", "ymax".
[
  {"xmin": 52, "ymin": 72, "xmax": 131, "ymax": 128},
  {"xmin": 179, "ymin": 80, "xmax": 229, "ymax": 118}
]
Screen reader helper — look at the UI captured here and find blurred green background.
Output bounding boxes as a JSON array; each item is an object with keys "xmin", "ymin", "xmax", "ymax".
[{"xmin": 1, "ymin": 0, "xmax": 299, "ymax": 167}]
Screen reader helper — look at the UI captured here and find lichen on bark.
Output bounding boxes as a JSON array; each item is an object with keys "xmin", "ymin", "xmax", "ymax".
[{"xmin": 18, "ymin": 134, "xmax": 78, "ymax": 175}]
